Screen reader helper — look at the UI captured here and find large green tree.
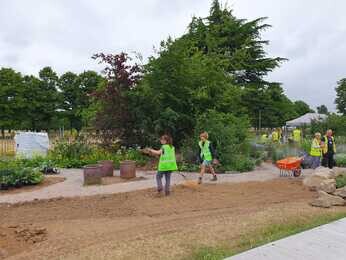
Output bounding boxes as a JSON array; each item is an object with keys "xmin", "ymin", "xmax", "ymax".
[
  {"xmin": 129, "ymin": 0, "xmax": 290, "ymax": 145},
  {"xmin": 336, "ymin": 78, "xmax": 346, "ymax": 115},
  {"xmin": 0, "ymin": 68, "xmax": 24, "ymax": 136},
  {"xmin": 293, "ymin": 100, "xmax": 313, "ymax": 116},
  {"xmin": 58, "ymin": 71, "xmax": 103, "ymax": 131},
  {"xmin": 317, "ymin": 104, "xmax": 329, "ymax": 115}
]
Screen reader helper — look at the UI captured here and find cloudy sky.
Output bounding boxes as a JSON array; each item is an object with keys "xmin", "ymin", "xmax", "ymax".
[{"xmin": 1, "ymin": 0, "xmax": 345, "ymax": 111}]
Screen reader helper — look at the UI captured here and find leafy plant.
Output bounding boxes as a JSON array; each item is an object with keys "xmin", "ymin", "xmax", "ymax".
[
  {"xmin": 335, "ymin": 154, "xmax": 346, "ymax": 167},
  {"xmin": 194, "ymin": 110, "xmax": 252, "ymax": 171},
  {"xmin": 0, "ymin": 161, "xmax": 43, "ymax": 189},
  {"xmin": 336, "ymin": 175, "xmax": 346, "ymax": 189}
]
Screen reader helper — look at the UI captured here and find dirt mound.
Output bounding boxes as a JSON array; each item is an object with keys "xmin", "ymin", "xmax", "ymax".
[{"xmin": 0, "ymin": 225, "xmax": 47, "ymax": 259}]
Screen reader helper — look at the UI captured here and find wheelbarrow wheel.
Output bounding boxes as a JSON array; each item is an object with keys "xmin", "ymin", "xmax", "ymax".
[{"xmin": 293, "ymin": 169, "xmax": 301, "ymax": 177}]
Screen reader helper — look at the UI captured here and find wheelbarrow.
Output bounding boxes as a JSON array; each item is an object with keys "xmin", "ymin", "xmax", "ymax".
[{"xmin": 276, "ymin": 157, "xmax": 303, "ymax": 177}]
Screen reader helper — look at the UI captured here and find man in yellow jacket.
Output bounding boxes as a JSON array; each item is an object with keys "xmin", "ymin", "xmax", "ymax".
[{"xmin": 321, "ymin": 129, "xmax": 336, "ymax": 169}]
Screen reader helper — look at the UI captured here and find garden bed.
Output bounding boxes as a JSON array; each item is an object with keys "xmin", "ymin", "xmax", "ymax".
[{"xmin": 0, "ymin": 176, "xmax": 65, "ymax": 195}]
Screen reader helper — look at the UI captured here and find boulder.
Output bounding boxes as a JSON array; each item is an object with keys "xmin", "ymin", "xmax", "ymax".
[
  {"xmin": 334, "ymin": 187, "xmax": 346, "ymax": 198},
  {"xmin": 303, "ymin": 175, "xmax": 327, "ymax": 191},
  {"xmin": 312, "ymin": 168, "xmax": 335, "ymax": 179},
  {"xmin": 311, "ymin": 191, "xmax": 345, "ymax": 208},
  {"xmin": 318, "ymin": 179, "xmax": 336, "ymax": 194}
]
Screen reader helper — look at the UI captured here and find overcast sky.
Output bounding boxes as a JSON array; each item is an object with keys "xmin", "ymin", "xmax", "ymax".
[{"xmin": 1, "ymin": 0, "xmax": 345, "ymax": 111}]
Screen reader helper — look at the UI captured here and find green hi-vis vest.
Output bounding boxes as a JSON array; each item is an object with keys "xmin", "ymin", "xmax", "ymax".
[
  {"xmin": 310, "ymin": 138, "xmax": 321, "ymax": 157},
  {"xmin": 272, "ymin": 131, "xmax": 279, "ymax": 142},
  {"xmin": 199, "ymin": 140, "xmax": 212, "ymax": 161},
  {"xmin": 158, "ymin": 144, "xmax": 178, "ymax": 171},
  {"xmin": 293, "ymin": 129, "xmax": 301, "ymax": 142},
  {"xmin": 322, "ymin": 136, "xmax": 336, "ymax": 154}
]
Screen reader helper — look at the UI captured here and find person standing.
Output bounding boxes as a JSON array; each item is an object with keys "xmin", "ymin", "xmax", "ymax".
[
  {"xmin": 147, "ymin": 134, "xmax": 178, "ymax": 196},
  {"xmin": 321, "ymin": 129, "xmax": 336, "ymax": 169},
  {"xmin": 197, "ymin": 132, "xmax": 218, "ymax": 184},
  {"xmin": 272, "ymin": 129, "xmax": 279, "ymax": 143},
  {"xmin": 293, "ymin": 128, "xmax": 302, "ymax": 143},
  {"xmin": 310, "ymin": 133, "xmax": 322, "ymax": 169}
]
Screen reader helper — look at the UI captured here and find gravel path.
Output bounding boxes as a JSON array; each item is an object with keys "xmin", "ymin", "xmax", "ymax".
[{"xmin": 0, "ymin": 163, "xmax": 304, "ymax": 204}]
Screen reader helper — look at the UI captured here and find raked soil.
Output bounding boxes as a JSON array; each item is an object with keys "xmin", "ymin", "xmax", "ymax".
[{"xmin": 1, "ymin": 179, "xmax": 345, "ymax": 260}]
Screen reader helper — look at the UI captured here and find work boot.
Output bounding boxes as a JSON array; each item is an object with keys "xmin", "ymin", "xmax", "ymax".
[
  {"xmin": 198, "ymin": 177, "xmax": 202, "ymax": 184},
  {"xmin": 211, "ymin": 175, "xmax": 217, "ymax": 181}
]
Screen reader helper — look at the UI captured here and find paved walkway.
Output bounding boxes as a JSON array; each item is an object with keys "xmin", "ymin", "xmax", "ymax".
[
  {"xmin": 227, "ymin": 218, "xmax": 346, "ymax": 260},
  {"xmin": 0, "ymin": 163, "xmax": 287, "ymax": 204}
]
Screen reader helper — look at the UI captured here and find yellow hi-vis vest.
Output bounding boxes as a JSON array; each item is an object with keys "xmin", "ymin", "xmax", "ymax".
[
  {"xmin": 260, "ymin": 134, "xmax": 268, "ymax": 143},
  {"xmin": 272, "ymin": 131, "xmax": 279, "ymax": 142},
  {"xmin": 310, "ymin": 138, "xmax": 321, "ymax": 157},
  {"xmin": 158, "ymin": 144, "xmax": 178, "ymax": 171},
  {"xmin": 293, "ymin": 129, "xmax": 301, "ymax": 142},
  {"xmin": 199, "ymin": 140, "xmax": 213, "ymax": 161},
  {"xmin": 322, "ymin": 136, "xmax": 336, "ymax": 154}
]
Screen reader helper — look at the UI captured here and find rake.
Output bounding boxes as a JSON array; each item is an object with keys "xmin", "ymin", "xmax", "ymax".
[{"xmin": 177, "ymin": 171, "xmax": 199, "ymax": 189}]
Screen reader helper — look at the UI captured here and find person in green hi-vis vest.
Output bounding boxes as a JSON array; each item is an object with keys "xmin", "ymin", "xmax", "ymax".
[
  {"xmin": 146, "ymin": 134, "xmax": 178, "ymax": 196},
  {"xmin": 197, "ymin": 132, "xmax": 218, "ymax": 184}
]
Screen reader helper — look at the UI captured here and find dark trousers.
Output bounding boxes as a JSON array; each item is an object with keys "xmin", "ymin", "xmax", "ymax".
[
  {"xmin": 156, "ymin": 171, "xmax": 172, "ymax": 194},
  {"xmin": 322, "ymin": 153, "xmax": 335, "ymax": 169}
]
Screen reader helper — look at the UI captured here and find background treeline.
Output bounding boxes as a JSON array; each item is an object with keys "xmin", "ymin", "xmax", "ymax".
[
  {"xmin": 0, "ymin": 1, "xmax": 333, "ymax": 147},
  {"xmin": 0, "ymin": 67, "xmax": 104, "ymax": 135}
]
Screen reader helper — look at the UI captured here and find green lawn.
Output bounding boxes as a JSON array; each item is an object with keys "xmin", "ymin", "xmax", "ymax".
[{"xmin": 189, "ymin": 212, "xmax": 346, "ymax": 260}]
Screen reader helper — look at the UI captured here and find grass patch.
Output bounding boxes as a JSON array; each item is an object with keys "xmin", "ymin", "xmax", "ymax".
[
  {"xmin": 189, "ymin": 212, "xmax": 346, "ymax": 260},
  {"xmin": 336, "ymin": 175, "xmax": 346, "ymax": 189}
]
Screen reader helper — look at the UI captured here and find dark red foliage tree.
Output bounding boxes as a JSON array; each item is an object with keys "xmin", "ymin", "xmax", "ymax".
[{"xmin": 92, "ymin": 52, "xmax": 142, "ymax": 148}]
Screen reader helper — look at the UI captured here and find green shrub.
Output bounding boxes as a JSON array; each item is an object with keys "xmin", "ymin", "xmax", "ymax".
[
  {"xmin": 47, "ymin": 140, "xmax": 149, "ymax": 169},
  {"xmin": 310, "ymin": 114, "xmax": 346, "ymax": 136},
  {"xmin": 194, "ymin": 110, "xmax": 253, "ymax": 171},
  {"xmin": 336, "ymin": 175, "xmax": 346, "ymax": 189},
  {"xmin": 271, "ymin": 144, "xmax": 301, "ymax": 162},
  {"xmin": 335, "ymin": 154, "xmax": 346, "ymax": 167},
  {"xmin": 0, "ymin": 161, "xmax": 43, "ymax": 189},
  {"xmin": 178, "ymin": 162, "xmax": 200, "ymax": 172},
  {"xmin": 232, "ymin": 155, "xmax": 255, "ymax": 172},
  {"xmin": 299, "ymin": 139, "xmax": 311, "ymax": 154}
]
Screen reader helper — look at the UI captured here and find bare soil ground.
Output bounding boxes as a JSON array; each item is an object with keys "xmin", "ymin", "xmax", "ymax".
[
  {"xmin": 0, "ymin": 179, "xmax": 345, "ymax": 260},
  {"xmin": 0, "ymin": 176, "xmax": 65, "ymax": 195},
  {"xmin": 101, "ymin": 176, "xmax": 146, "ymax": 185}
]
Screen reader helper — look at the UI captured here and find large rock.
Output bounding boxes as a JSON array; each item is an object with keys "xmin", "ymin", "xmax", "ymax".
[
  {"xmin": 334, "ymin": 187, "xmax": 346, "ymax": 198},
  {"xmin": 312, "ymin": 168, "xmax": 335, "ymax": 179},
  {"xmin": 303, "ymin": 175, "xmax": 327, "ymax": 191},
  {"xmin": 318, "ymin": 179, "xmax": 336, "ymax": 194},
  {"xmin": 311, "ymin": 191, "xmax": 345, "ymax": 208}
]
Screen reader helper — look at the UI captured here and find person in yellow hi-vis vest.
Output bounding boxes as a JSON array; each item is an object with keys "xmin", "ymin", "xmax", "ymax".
[
  {"xmin": 260, "ymin": 133, "xmax": 269, "ymax": 144},
  {"xmin": 146, "ymin": 134, "xmax": 178, "ymax": 196},
  {"xmin": 321, "ymin": 129, "xmax": 336, "ymax": 169},
  {"xmin": 271, "ymin": 129, "xmax": 279, "ymax": 143},
  {"xmin": 197, "ymin": 132, "xmax": 218, "ymax": 184},
  {"xmin": 293, "ymin": 128, "xmax": 302, "ymax": 143},
  {"xmin": 310, "ymin": 132, "xmax": 322, "ymax": 169}
]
